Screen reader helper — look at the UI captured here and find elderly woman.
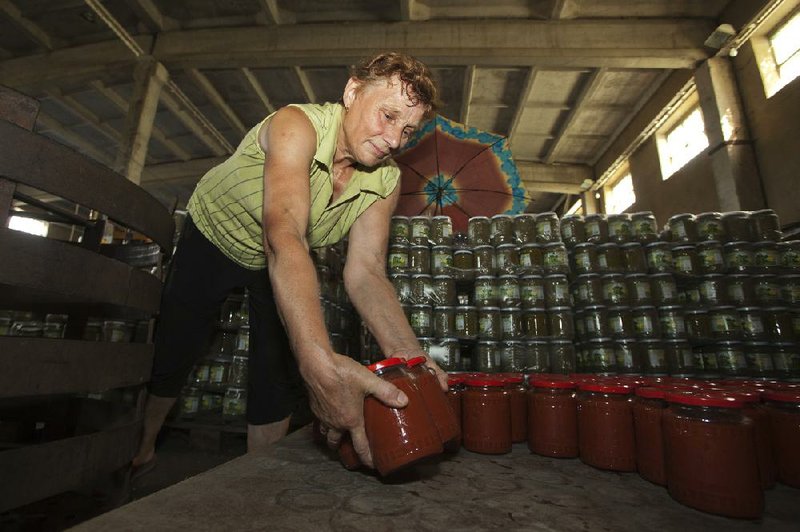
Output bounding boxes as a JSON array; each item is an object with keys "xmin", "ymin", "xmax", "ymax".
[{"xmin": 132, "ymin": 52, "xmax": 445, "ymax": 473}]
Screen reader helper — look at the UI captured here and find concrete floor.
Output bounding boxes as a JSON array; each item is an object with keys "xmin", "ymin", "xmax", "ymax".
[
  {"xmin": 77, "ymin": 426, "xmax": 800, "ymax": 532},
  {"xmin": 130, "ymin": 427, "xmax": 248, "ymax": 501}
]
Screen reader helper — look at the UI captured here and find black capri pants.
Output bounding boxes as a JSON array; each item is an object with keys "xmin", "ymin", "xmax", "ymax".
[{"xmin": 149, "ymin": 215, "xmax": 305, "ymax": 425}]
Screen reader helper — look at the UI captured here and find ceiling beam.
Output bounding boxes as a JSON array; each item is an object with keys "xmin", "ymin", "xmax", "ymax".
[
  {"xmin": 242, "ymin": 68, "xmax": 276, "ymax": 115},
  {"xmin": 0, "ymin": 0, "xmax": 64, "ymax": 51},
  {"xmin": 187, "ymin": 68, "xmax": 247, "ymax": 137},
  {"xmin": 399, "ymin": 0, "xmax": 431, "ymax": 21},
  {"xmin": 544, "ymin": 68, "xmax": 605, "ymax": 163},
  {"xmin": 257, "ymin": 0, "xmax": 295, "ymax": 25},
  {"xmin": 459, "ymin": 65, "xmax": 475, "ymax": 125},
  {"xmin": 0, "ymin": 19, "xmax": 714, "ymax": 88},
  {"xmin": 35, "ymin": 114, "xmax": 114, "ymax": 168},
  {"xmin": 518, "ymin": 162, "xmax": 593, "ymax": 194},
  {"xmin": 508, "ymin": 67, "xmax": 538, "ymax": 141},
  {"xmin": 127, "ymin": 0, "xmax": 178, "ymax": 32},
  {"xmin": 141, "ymin": 156, "xmax": 226, "ymax": 185},
  {"xmin": 159, "ymin": 89, "xmax": 231, "ymax": 156},
  {"xmin": 89, "ymin": 80, "xmax": 191, "ymax": 161},
  {"xmin": 44, "ymin": 89, "xmax": 123, "ymax": 145},
  {"xmin": 293, "ymin": 66, "xmax": 317, "ymax": 104}
]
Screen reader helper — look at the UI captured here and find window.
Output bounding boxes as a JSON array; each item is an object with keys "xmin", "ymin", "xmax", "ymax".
[
  {"xmin": 8, "ymin": 216, "xmax": 49, "ymax": 237},
  {"xmin": 605, "ymin": 173, "xmax": 636, "ymax": 214},
  {"xmin": 660, "ymin": 105, "xmax": 708, "ymax": 179},
  {"xmin": 755, "ymin": 8, "xmax": 800, "ymax": 98},
  {"xmin": 565, "ymin": 199, "xmax": 583, "ymax": 216},
  {"xmin": 769, "ymin": 10, "xmax": 800, "ymax": 90}
]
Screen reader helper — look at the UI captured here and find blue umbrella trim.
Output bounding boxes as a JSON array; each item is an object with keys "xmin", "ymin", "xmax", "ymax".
[{"xmin": 402, "ymin": 116, "xmax": 527, "ymax": 214}]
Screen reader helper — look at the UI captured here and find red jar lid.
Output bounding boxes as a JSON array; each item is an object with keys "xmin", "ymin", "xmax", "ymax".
[
  {"xmin": 708, "ymin": 387, "xmax": 762, "ymax": 403},
  {"xmin": 635, "ymin": 386, "xmax": 666, "ymax": 399},
  {"xmin": 465, "ymin": 378, "xmax": 507, "ymax": 388},
  {"xmin": 762, "ymin": 390, "xmax": 800, "ymax": 403},
  {"xmin": 406, "ymin": 356, "xmax": 427, "ymax": 368},
  {"xmin": 665, "ymin": 391, "xmax": 744, "ymax": 408},
  {"xmin": 447, "ymin": 375, "xmax": 465, "ymax": 387},
  {"xmin": 532, "ymin": 378, "xmax": 576, "ymax": 389},
  {"xmin": 367, "ymin": 357, "xmax": 405, "ymax": 373},
  {"xmin": 496, "ymin": 372, "xmax": 524, "ymax": 384},
  {"xmin": 578, "ymin": 382, "xmax": 632, "ymax": 395},
  {"xmin": 653, "ymin": 382, "xmax": 696, "ymax": 392}
]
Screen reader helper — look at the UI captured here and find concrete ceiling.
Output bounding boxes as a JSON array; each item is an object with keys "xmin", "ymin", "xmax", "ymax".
[{"xmin": 0, "ymin": 0, "xmax": 736, "ymax": 213}]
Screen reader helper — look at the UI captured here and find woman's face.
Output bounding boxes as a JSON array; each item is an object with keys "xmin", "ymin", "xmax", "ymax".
[{"xmin": 340, "ymin": 75, "xmax": 427, "ymax": 167}]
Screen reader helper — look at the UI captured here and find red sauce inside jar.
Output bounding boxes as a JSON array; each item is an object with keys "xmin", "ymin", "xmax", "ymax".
[
  {"xmin": 577, "ymin": 382, "xmax": 636, "ymax": 471},
  {"xmin": 632, "ymin": 387, "xmax": 667, "ymax": 485},
  {"xmin": 338, "ymin": 433, "xmax": 361, "ymax": 470},
  {"xmin": 527, "ymin": 377, "xmax": 578, "ymax": 458},
  {"xmin": 719, "ymin": 387, "xmax": 776, "ymax": 489},
  {"xmin": 462, "ymin": 378, "xmax": 511, "ymax": 454},
  {"xmin": 763, "ymin": 390, "xmax": 800, "ymax": 488},
  {"xmin": 663, "ymin": 391, "xmax": 763, "ymax": 519},
  {"xmin": 446, "ymin": 375, "xmax": 465, "ymax": 451},
  {"xmin": 406, "ymin": 357, "xmax": 460, "ymax": 447},
  {"xmin": 498, "ymin": 373, "xmax": 527, "ymax": 443},
  {"xmin": 364, "ymin": 358, "xmax": 443, "ymax": 476}
]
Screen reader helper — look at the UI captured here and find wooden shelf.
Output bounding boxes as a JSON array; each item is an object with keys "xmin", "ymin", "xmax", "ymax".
[{"xmin": 0, "ymin": 337, "xmax": 153, "ymax": 399}]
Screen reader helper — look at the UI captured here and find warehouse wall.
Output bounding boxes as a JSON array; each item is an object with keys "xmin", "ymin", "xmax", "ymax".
[
  {"xmin": 625, "ymin": 139, "xmax": 719, "ymax": 227},
  {"xmin": 734, "ymin": 41, "xmax": 800, "ymax": 228}
]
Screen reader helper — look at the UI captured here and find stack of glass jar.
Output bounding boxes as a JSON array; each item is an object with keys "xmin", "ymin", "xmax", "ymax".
[
  {"xmin": 0, "ymin": 309, "xmax": 146, "ymax": 342},
  {"xmin": 180, "ymin": 291, "xmax": 250, "ymax": 422},
  {"xmin": 312, "ymin": 240, "xmax": 360, "ymax": 358},
  {"xmin": 387, "ymin": 213, "xmax": 576, "ymax": 374},
  {"xmin": 563, "ymin": 209, "xmax": 799, "ymax": 380}
]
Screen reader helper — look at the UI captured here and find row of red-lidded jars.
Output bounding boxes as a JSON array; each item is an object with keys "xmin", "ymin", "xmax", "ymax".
[
  {"xmin": 447, "ymin": 372, "xmax": 528, "ymax": 455},
  {"xmin": 357, "ymin": 357, "xmax": 460, "ymax": 476}
]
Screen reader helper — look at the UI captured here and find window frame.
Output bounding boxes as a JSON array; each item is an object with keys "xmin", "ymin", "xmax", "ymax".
[
  {"xmin": 604, "ymin": 170, "xmax": 636, "ymax": 214},
  {"xmin": 655, "ymin": 91, "xmax": 709, "ymax": 180},
  {"xmin": 752, "ymin": 5, "xmax": 800, "ymax": 99}
]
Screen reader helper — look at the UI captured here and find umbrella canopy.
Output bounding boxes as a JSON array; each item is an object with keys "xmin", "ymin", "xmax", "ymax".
[{"xmin": 393, "ymin": 115, "xmax": 529, "ymax": 232}]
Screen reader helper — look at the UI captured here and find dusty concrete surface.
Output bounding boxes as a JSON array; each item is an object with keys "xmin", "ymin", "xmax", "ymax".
[{"xmin": 74, "ymin": 426, "xmax": 799, "ymax": 532}]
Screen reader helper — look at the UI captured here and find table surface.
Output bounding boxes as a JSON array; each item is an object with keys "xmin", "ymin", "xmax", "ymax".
[{"xmin": 75, "ymin": 426, "xmax": 799, "ymax": 531}]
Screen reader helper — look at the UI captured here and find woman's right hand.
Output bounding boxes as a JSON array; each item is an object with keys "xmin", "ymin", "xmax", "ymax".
[{"xmin": 303, "ymin": 353, "xmax": 408, "ymax": 468}]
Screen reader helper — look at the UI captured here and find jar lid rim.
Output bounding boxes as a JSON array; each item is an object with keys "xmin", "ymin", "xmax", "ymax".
[
  {"xmin": 465, "ymin": 378, "xmax": 506, "ymax": 387},
  {"xmin": 665, "ymin": 391, "xmax": 744, "ymax": 408},
  {"xmin": 366, "ymin": 357, "xmax": 405, "ymax": 373},
  {"xmin": 579, "ymin": 382, "xmax": 632, "ymax": 394}
]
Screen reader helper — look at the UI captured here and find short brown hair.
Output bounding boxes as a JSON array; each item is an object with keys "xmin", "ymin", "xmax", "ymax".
[{"xmin": 351, "ymin": 52, "xmax": 439, "ymax": 118}]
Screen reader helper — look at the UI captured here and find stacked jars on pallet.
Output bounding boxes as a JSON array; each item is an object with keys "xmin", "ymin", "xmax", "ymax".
[
  {"xmin": 565, "ymin": 211, "xmax": 686, "ymax": 376},
  {"xmin": 563, "ymin": 208, "xmax": 799, "ymax": 380},
  {"xmin": 660, "ymin": 209, "xmax": 799, "ymax": 379},
  {"xmin": 387, "ymin": 213, "xmax": 576, "ymax": 374},
  {"xmin": 181, "ymin": 292, "xmax": 250, "ymax": 422},
  {"xmin": 311, "ymin": 240, "xmax": 360, "ymax": 360}
]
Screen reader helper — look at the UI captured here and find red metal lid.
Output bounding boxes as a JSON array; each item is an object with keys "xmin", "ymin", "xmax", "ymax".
[
  {"xmin": 447, "ymin": 375, "xmax": 465, "ymax": 387},
  {"xmin": 707, "ymin": 387, "xmax": 762, "ymax": 403},
  {"xmin": 406, "ymin": 356, "xmax": 427, "ymax": 368},
  {"xmin": 635, "ymin": 386, "xmax": 666, "ymax": 400},
  {"xmin": 366, "ymin": 357, "xmax": 405, "ymax": 373},
  {"xmin": 578, "ymin": 382, "xmax": 632, "ymax": 395},
  {"xmin": 464, "ymin": 378, "xmax": 507, "ymax": 388},
  {"xmin": 665, "ymin": 391, "xmax": 745, "ymax": 408},
  {"xmin": 762, "ymin": 390, "xmax": 800, "ymax": 403},
  {"xmin": 495, "ymin": 372, "xmax": 524, "ymax": 384},
  {"xmin": 532, "ymin": 378, "xmax": 576, "ymax": 389}
]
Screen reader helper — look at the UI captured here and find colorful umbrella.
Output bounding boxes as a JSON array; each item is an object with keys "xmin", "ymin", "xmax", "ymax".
[{"xmin": 393, "ymin": 115, "xmax": 529, "ymax": 232}]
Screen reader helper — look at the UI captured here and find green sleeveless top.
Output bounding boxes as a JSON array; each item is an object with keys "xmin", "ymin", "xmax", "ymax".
[{"xmin": 187, "ymin": 102, "xmax": 400, "ymax": 270}]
